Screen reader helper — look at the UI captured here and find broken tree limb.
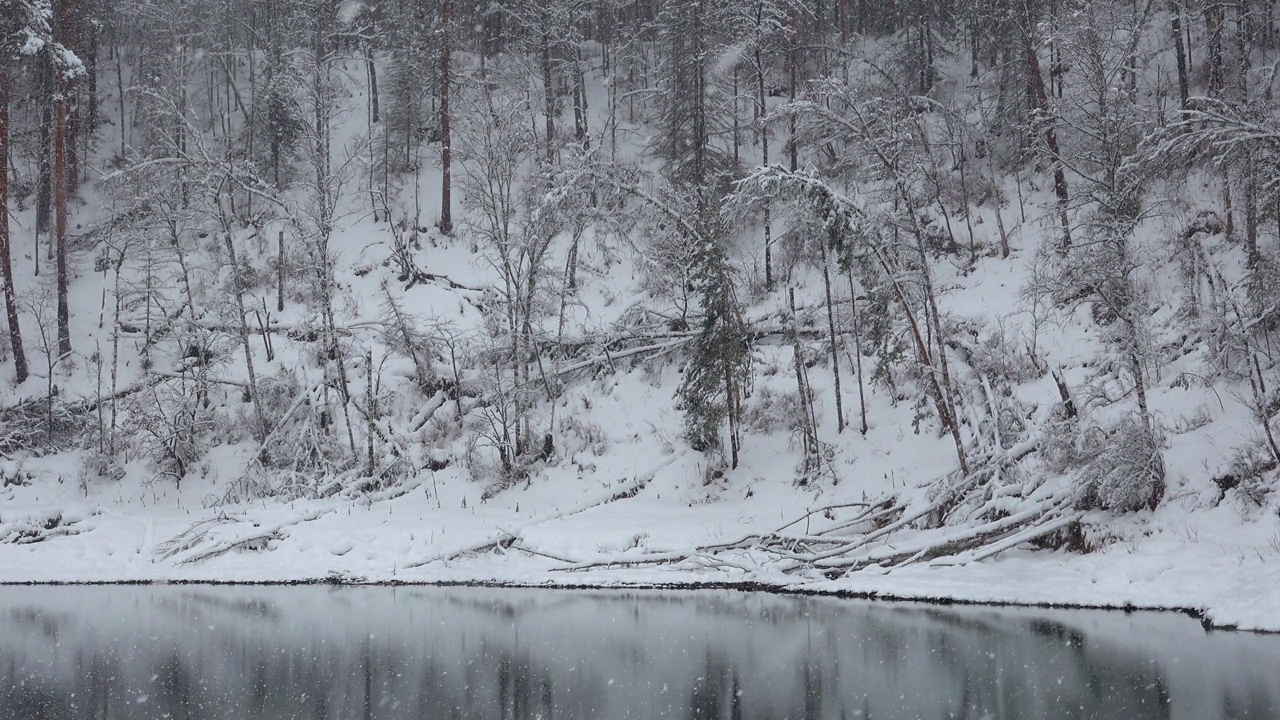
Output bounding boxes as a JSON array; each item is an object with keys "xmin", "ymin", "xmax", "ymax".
[
  {"xmin": 153, "ymin": 370, "xmax": 249, "ymax": 388},
  {"xmin": 817, "ymin": 497, "xmax": 1074, "ymax": 572},
  {"xmin": 773, "ymin": 501, "xmax": 876, "ymax": 534},
  {"xmin": 1052, "ymin": 368, "xmax": 1077, "ymax": 418},
  {"xmin": 163, "ymin": 508, "xmax": 335, "ymax": 566},
  {"xmin": 934, "ymin": 512, "xmax": 1082, "ymax": 566},
  {"xmin": 551, "ymin": 534, "xmax": 760, "ymax": 573},
  {"xmin": 404, "ymin": 456, "xmax": 681, "ymax": 568},
  {"xmin": 553, "ymin": 338, "xmax": 692, "ymax": 377}
]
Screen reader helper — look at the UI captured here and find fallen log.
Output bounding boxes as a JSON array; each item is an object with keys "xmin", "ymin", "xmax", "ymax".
[
  {"xmin": 404, "ymin": 456, "xmax": 681, "ymax": 568},
  {"xmin": 164, "ymin": 508, "xmax": 335, "ymax": 565},
  {"xmin": 813, "ymin": 502, "xmax": 1069, "ymax": 572},
  {"xmin": 934, "ymin": 513, "xmax": 1082, "ymax": 566}
]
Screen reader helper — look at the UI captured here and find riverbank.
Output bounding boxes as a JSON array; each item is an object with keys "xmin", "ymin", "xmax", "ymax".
[{"xmin": 3, "ymin": 459, "xmax": 1277, "ymax": 633}]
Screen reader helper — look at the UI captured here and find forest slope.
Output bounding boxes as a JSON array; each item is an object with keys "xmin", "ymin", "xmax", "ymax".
[{"xmin": 0, "ymin": 0, "xmax": 1278, "ymax": 629}]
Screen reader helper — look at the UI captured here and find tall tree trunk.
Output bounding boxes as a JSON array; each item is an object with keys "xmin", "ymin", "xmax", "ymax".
[
  {"xmin": 1224, "ymin": 170, "xmax": 1234, "ymax": 237},
  {"xmin": 541, "ymin": 24, "xmax": 556, "ymax": 166},
  {"xmin": 1207, "ymin": 2, "xmax": 1225, "ymax": 96},
  {"xmin": 691, "ymin": 1, "xmax": 708, "ymax": 186},
  {"xmin": 573, "ymin": 49, "xmax": 587, "ymax": 143},
  {"xmin": 245, "ymin": 5, "xmax": 257, "ymax": 216},
  {"xmin": 277, "ymin": 230, "xmax": 286, "ymax": 312},
  {"xmin": 957, "ymin": 138, "xmax": 977, "ymax": 265},
  {"xmin": 0, "ymin": 76, "xmax": 29, "ymax": 383},
  {"xmin": 86, "ymin": 18, "xmax": 98, "ymax": 173},
  {"xmin": 839, "ymin": 0, "xmax": 850, "ymax": 46},
  {"xmin": 819, "ymin": 242, "xmax": 845, "ymax": 433},
  {"xmin": 37, "ymin": 59, "xmax": 52, "ymax": 241},
  {"xmin": 1023, "ymin": 27, "xmax": 1072, "ymax": 252},
  {"xmin": 789, "ymin": 287, "xmax": 820, "ymax": 473},
  {"xmin": 872, "ymin": 242, "xmax": 968, "ymax": 475},
  {"xmin": 366, "ymin": 44, "xmax": 379, "ymax": 124},
  {"xmin": 63, "ymin": 0, "xmax": 80, "ymax": 200},
  {"xmin": 1128, "ymin": 335, "xmax": 1151, "ymax": 432},
  {"xmin": 366, "ymin": 349, "xmax": 376, "ymax": 475},
  {"xmin": 970, "ymin": 12, "xmax": 979, "ymax": 78},
  {"xmin": 725, "ymin": 363, "xmax": 740, "ymax": 470},
  {"xmin": 55, "ymin": 90, "xmax": 72, "ymax": 357},
  {"xmin": 788, "ymin": 7, "xmax": 799, "ymax": 172},
  {"xmin": 1170, "ymin": 0, "xmax": 1189, "ymax": 110},
  {"xmin": 88, "ymin": 19, "xmax": 98, "ymax": 123},
  {"xmin": 732, "ymin": 65, "xmax": 740, "ymax": 166},
  {"xmin": 1245, "ymin": 154, "xmax": 1258, "ymax": 265},
  {"xmin": 312, "ymin": 4, "xmax": 356, "ymax": 455},
  {"xmin": 845, "ymin": 267, "xmax": 867, "ymax": 435},
  {"xmin": 439, "ymin": 0, "xmax": 453, "ymax": 234},
  {"xmin": 906, "ymin": 201, "xmax": 968, "ymax": 475},
  {"xmin": 888, "ymin": 177, "xmax": 971, "ymax": 475},
  {"xmin": 756, "ymin": 40, "xmax": 772, "ymax": 291},
  {"xmin": 222, "ymin": 230, "xmax": 267, "ymax": 441},
  {"xmin": 1234, "ymin": 1, "xmax": 1251, "ymax": 101},
  {"xmin": 988, "ymin": 149, "xmax": 1011, "ymax": 258},
  {"xmin": 115, "ymin": 42, "xmax": 125, "ymax": 156}
]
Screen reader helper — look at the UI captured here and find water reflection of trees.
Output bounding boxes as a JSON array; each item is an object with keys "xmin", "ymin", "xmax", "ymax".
[{"xmin": 0, "ymin": 589, "xmax": 1275, "ymax": 719}]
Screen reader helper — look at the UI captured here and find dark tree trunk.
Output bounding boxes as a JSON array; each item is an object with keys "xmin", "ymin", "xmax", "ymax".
[
  {"xmin": 573, "ymin": 49, "xmax": 587, "ymax": 143},
  {"xmin": 64, "ymin": 0, "xmax": 81, "ymax": 199},
  {"xmin": 366, "ymin": 44, "xmax": 380, "ymax": 124},
  {"xmin": 846, "ymin": 267, "xmax": 867, "ymax": 436},
  {"xmin": 1023, "ymin": 29, "xmax": 1072, "ymax": 252},
  {"xmin": 0, "ymin": 75, "xmax": 29, "ymax": 383},
  {"xmin": 819, "ymin": 242, "xmax": 844, "ymax": 433},
  {"xmin": 439, "ymin": 0, "xmax": 453, "ymax": 234},
  {"xmin": 541, "ymin": 25, "xmax": 555, "ymax": 166},
  {"xmin": 1206, "ymin": 2, "xmax": 1225, "ymax": 97},
  {"xmin": 67, "ymin": 102, "xmax": 80, "ymax": 197},
  {"xmin": 55, "ymin": 89, "xmax": 71, "ymax": 357},
  {"xmin": 757, "ymin": 40, "xmax": 773, "ymax": 291},
  {"xmin": 277, "ymin": 230, "xmax": 286, "ymax": 312},
  {"xmin": 37, "ymin": 61, "xmax": 52, "ymax": 240},
  {"xmin": 87, "ymin": 18, "xmax": 98, "ymax": 131},
  {"xmin": 788, "ymin": 7, "xmax": 798, "ymax": 173},
  {"xmin": 1170, "ymin": 0, "xmax": 1189, "ymax": 110}
]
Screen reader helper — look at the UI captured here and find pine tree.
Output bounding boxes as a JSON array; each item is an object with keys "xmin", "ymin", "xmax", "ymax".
[
  {"xmin": 678, "ymin": 223, "xmax": 752, "ymax": 471},
  {"xmin": 654, "ymin": 0, "xmax": 732, "ymax": 189}
]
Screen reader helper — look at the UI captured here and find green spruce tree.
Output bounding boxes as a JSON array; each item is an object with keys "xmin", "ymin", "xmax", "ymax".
[{"xmin": 678, "ymin": 225, "xmax": 752, "ymax": 472}]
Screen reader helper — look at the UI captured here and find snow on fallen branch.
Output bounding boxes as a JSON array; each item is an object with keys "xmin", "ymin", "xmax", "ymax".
[
  {"xmin": 404, "ymin": 456, "xmax": 681, "ymax": 568},
  {"xmin": 156, "ymin": 508, "xmax": 334, "ymax": 565},
  {"xmin": 0, "ymin": 511, "xmax": 92, "ymax": 545},
  {"xmin": 554, "ymin": 339, "xmax": 692, "ymax": 377},
  {"xmin": 549, "ymin": 446, "xmax": 1080, "ymax": 576},
  {"xmin": 931, "ymin": 512, "xmax": 1082, "ymax": 567},
  {"xmin": 811, "ymin": 498, "xmax": 1075, "ymax": 572}
]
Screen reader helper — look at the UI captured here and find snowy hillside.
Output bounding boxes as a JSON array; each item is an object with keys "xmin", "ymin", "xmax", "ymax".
[{"xmin": 1, "ymin": 0, "xmax": 1279, "ymax": 630}]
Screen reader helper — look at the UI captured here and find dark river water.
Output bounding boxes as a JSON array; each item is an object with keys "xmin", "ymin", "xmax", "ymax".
[{"xmin": 0, "ymin": 585, "xmax": 1276, "ymax": 719}]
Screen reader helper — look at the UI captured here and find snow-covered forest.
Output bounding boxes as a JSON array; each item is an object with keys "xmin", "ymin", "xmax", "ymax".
[{"xmin": 1, "ymin": 0, "xmax": 1279, "ymax": 626}]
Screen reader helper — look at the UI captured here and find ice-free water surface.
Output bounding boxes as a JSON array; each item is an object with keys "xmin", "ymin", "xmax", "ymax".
[{"xmin": 1, "ymin": 585, "xmax": 1276, "ymax": 719}]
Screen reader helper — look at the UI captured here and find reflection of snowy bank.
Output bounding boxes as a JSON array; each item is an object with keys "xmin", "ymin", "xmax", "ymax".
[{"xmin": 1, "ymin": 586, "xmax": 1276, "ymax": 719}]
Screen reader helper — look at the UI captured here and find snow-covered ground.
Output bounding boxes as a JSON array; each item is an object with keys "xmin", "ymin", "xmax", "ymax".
[{"xmin": 2, "ymin": 30, "xmax": 1279, "ymax": 636}]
